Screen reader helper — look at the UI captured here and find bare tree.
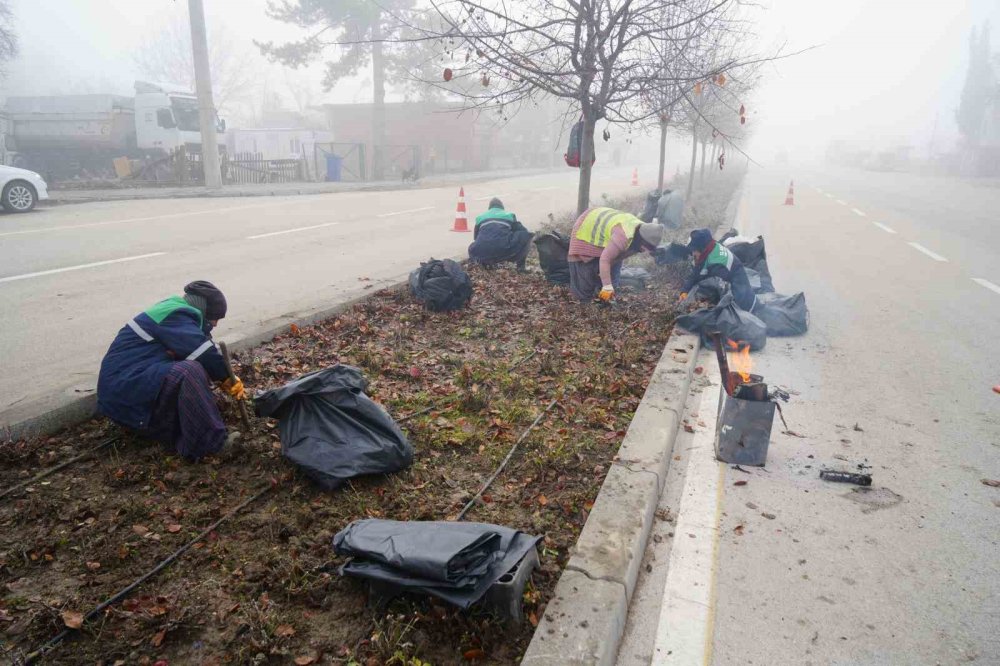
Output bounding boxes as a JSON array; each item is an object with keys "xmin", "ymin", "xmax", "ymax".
[
  {"xmin": 417, "ymin": 0, "xmax": 760, "ymax": 213},
  {"xmin": 0, "ymin": 0, "xmax": 17, "ymax": 75},
  {"xmin": 133, "ymin": 15, "xmax": 256, "ymax": 116}
]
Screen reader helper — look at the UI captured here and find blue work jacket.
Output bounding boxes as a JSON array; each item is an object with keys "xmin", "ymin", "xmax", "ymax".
[{"xmin": 97, "ymin": 296, "xmax": 228, "ymax": 429}]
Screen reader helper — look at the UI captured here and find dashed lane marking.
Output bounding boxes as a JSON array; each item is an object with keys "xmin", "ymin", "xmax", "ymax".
[
  {"xmin": 375, "ymin": 206, "xmax": 435, "ymax": 218},
  {"xmin": 835, "ymin": 199, "xmax": 847, "ymax": 206},
  {"xmin": 872, "ymin": 222, "xmax": 897, "ymax": 234},
  {"xmin": 247, "ymin": 222, "xmax": 339, "ymax": 239},
  {"xmin": 907, "ymin": 242, "xmax": 948, "ymax": 262},
  {"xmin": 0, "ymin": 252, "xmax": 167, "ymax": 284},
  {"xmin": 971, "ymin": 278, "xmax": 1000, "ymax": 296},
  {"xmin": 851, "ymin": 208, "xmax": 867, "ymax": 217}
]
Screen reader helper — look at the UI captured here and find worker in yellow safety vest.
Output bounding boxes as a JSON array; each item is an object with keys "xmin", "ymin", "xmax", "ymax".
[{"xmin": 567, "ymin": 207, "xmax": 664, "ymax": 302}]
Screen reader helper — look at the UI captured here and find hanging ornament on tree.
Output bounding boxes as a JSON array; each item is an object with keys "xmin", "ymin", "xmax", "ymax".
[
  {"xmin": 443, "ymin": 68, "xmax": 453, "ymax": 82},
  {"xmin": 694, "ymin": 82, "xmax": 703, "ymax": 95},
  {"xmin": 716, "ymin": 73, "xmax": 726, "ymax": 86},
  {"xmin": 740, "ymin": 116, "xmax": 746, "ymax": 125},
  {"xmin": 602, "ymin": 128, "xmax": 611, "ymax": 141},
  {"xmin": 718, "ymin": 151, "xmax": 725, "ymax": 170},
  {"xmin": 481, "ymin": 73, "xmax": 490, "ymax": 86},
  {"xmin": 739, "ymin": 103, "xmax": 745, "ymax": 116}
]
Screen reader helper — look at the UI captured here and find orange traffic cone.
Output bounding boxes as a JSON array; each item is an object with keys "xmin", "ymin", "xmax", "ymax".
[
  {"xmin": 451, "ymin": 187, "xmax": 470, "ymax": 232},
  {"xmin": 631, "ymin": 168, "xmax": 639, "ymax": 186},
  {"xmin": 783, "ymin": 180, "xmax": 794, "ymax": 206}
]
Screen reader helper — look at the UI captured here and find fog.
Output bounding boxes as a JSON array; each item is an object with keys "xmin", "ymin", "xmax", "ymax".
[{"xmin": 2, "ymin": 0, "xmax": 999, "ymax": 167}]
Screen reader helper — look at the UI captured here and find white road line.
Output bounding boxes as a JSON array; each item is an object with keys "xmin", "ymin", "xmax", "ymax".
[
  {"xmin": 907, "ymin": 242, "xmax": 948, "ymax": 262},
  {"xmin": 971, "ymin": 278, "xmax": 1000, "ymax": 295},
  {"xmin": 872, "ymin": 221, "xmax": 897, "ymax": 234},
  {"xmin": 835, "ymin": 199, "xmax": 847, "ymax": 206},
  {"xmin": 376, "ymin": 206, "xmax": 435, "ymax": 218},
  {"xmin": 815, "ymin": 187, "xmax": 825, "ymax": 194},
  {"xmin": 0, "ymin": 202, "xmax": 277, "ymax": 238},
  {"xmin": 824, "ymin": 193, "xmax": 834, "ymax": 199},
  {"xmin": 0, "ymin": 252, "xmax": 166, "ymax": 284},
  {"xmin": 653, "ymin": 367, "xmax": 723, "ymax": 665},
  {"xmin": 247, "ymin": 222, "xmax": 339, "ymax": 240},
  {"xmin": 851, "ymin": 208, "xmax": 867, "ymax": 217}
]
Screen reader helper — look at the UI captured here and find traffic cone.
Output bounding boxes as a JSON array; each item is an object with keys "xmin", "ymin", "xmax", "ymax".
[
  {"xmin": 631, "ymin": 168, "xmax": 639, "ymax": 186},
  {"xmin": 783, "ymin": 180, "xmax": 794, "ymax": 206},
  {"xmin": 451, "ymin": 187, "xmax": 470, "ymax": 232}
]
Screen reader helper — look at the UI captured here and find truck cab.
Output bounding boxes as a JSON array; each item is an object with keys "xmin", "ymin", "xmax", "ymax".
[{"xmin": 133, "ymin": 81, "xmax": 224, "ymax": 155}]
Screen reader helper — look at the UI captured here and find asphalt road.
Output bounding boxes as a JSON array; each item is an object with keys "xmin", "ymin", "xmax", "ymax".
[
  {"xmin": 617, "ymin": 165, "xmax": 1000, "ymax": 665},
  {"xmin": 0, "ymin": 166, "xmax": 641, "ymax": 418}
]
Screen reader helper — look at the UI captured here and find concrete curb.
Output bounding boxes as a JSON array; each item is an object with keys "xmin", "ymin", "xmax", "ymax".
[
  {"xmin": 0, "ymin": 257, "xmax": 464, "ymax": 441},
  {"xmin": 521, "ymin": 331, "xmax": 701, "ymax": 666}
]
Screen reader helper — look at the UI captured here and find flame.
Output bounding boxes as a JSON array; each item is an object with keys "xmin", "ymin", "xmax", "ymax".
[{"xmin": 727, "ymin": 339, "xmax": 752, "ymax": 383}]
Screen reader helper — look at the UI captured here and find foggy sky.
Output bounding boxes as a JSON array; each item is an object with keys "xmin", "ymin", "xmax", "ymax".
[{"xmin": 3, "ymin": 0, "xmax": 999, "ymax": 165}]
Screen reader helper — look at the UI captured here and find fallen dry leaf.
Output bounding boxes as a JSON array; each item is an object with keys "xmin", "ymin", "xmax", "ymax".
[
  {"xmin": 409, "ymin": 366, "xmax": 422, "ymax": 378},
  {"xmin": 132, "ymin": 524, "xmax": 149, "ymax": 536},
  {"xmin": 733, "ymin": 480, "xmax": 747, "ymax": 487},
  {"xmin": 761, "ymin": 512, "xmax": 776, "ymax": 520},
  {"xmin": 151, "ymin": 629, "xmax": 166, "ymax": 647},
  {"xmin": 275, "ymin": 624, "xmax": 296, "ymax": 638},
  {"xmin": 166, "ymin": 524, "xmax": 182, "ymax": 533},
  {"xmin": 61, "ymin": 610, "xmax": 84, "ymax": 629},
  {"xmin": 683, "ymin": 424, "xmax": 695, "ymax": 433},
  {"xmin": 528, "ymin": 611, "xmax": 539, "ymax": 627},
  {"xmin": 694, "ymin": 366, "xmax": 704, "ymax": 375},
  {"xmin": 294, "ymin": 656, "xmax": 316, "ymax": 666},
  {"xmin": 463, "ymin": 648, "xmax": 487, "ymax": 661},
  {"xmin": 85, "ymin": 561, "xmax": 101, "ymax": 571},
  {"xmin": 537, "ymin": 495, "xmax": 549, "ymax": 506},
  {"xmin": 290, "ymin": 323, "xmax": 301, "ymax": 336},
  {"xmin": 733, "ymin": 525, "xmax": 744, "ymax": 536}
]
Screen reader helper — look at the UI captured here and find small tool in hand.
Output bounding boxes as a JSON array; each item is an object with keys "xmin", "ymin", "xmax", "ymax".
[{"xmin": 219, "ymin": 341, "xmax": 252, "ymax": 431}]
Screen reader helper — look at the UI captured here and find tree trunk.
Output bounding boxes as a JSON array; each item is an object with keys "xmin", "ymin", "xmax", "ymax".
[
  {"xmin": 686, "ymin": 122, "xmax": 698, "ymax": 200},
  {"xmin": 576, "ymin": 106, "xmax": 597, "ymax": 215},
  {"xmin": 699, "ymin": 139, "xmax": 707, "ymax": 185},
  {"xmin": 710, "ymin": 142, "xmax": 718, "ymax": 172},
  {"xmin": 370, "ymin": 15, "xmax": 387, "ymax": 181},
  {"xmin": 657, "ymin": 119, "xmax": 668, "ymax": 191}
]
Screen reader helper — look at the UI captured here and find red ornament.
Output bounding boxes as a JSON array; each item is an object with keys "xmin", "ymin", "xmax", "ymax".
[{"xmin": 443, "ymin": 68, "xmax": 453, "ymax": 82}]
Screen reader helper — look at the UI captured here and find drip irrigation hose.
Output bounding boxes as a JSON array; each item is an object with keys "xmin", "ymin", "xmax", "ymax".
[
  {"xmin": 456, "ymin": 398, "xmax": 559, "ymax": 521},
  {"xmin": 0, "ymin": 437, "xmax": 120, "ymax": 502},
  {"xmin": 23, "ymin": 484, "xmax": 273, "ymax": 664}
]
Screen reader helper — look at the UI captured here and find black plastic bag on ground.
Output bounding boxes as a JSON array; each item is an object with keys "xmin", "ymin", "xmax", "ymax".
[
  {"xmin": 725, "ymin": 236, "xmax": 775, "ymax": 293},
  {"xmin": 752, "ymin": 257, "xmax": 775, "ymax": 293},
  {"xmin": 533, "ymin": 231, "xmax": 571, "ymax": 284},
  {"xmin": 755, "ymin": 292, "xmax": 809, "ymax": 336},
  {"xmin": 676, "ymin": 293, "xmax": 767, "ymax": 350},
  {"xmin": 254, "ymin": 365, "xmax": 413, "ymax": 491},
  {"xmin": 683, "ymin": 276, "xmax": 729, "ymax": 306},
  {"xmin": 654, "ymin": 241, "xmax": 690, "ymax": 265},
  {"xmin": 409, "ymin": 258, "xmax": 473, "ymax": 312},
  {"xmin": 334, "ymin": 519, "xmax": 541, "ymax": 609},
  {"xmin": 619, "ymin": 266, "xmax": 651, "ymax": 291},
  {"xmin": 640, "ymin": 190, "xmax": 661, "ymax": 222}
]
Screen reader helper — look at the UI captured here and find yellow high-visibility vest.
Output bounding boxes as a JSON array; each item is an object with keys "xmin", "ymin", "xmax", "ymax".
[{"xmin": 575, "ymin": 207, "xmax": 642, "ymax": 248}]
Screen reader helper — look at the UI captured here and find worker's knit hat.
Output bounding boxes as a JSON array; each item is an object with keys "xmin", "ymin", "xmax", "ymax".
[
  {"xmin": 638, "ymin": 222, "xmax": 665, "ymax": 248},
  {"xmin": 686, "ymin": 228, "xmax": 714, "ymax": 252},
  {"xmin": 184, "ymin": 280, "xmax": 227, "ymax": 320},
  {"xmin": 489, "ymin": 197, "xmax": 504, "ymax": 210}
]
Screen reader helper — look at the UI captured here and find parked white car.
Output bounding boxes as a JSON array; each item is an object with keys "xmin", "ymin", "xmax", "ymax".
[{"xmin": 0, "ymin": 165, "xmax": 48, "ymax": 213}]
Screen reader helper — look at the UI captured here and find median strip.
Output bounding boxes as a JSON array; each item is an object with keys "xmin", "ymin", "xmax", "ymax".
[
  {"xmin": 0, "ymin": 252, "xmax": 167, "ymax": 284},
  {"xmin": 246, "ymin": 222, "xmax": 339, "ymax": 239},
  {"xmin": 971, "ymin": 278, "xmax": 1000, "ymax": 296},
  {"xmin": 907, "ymin": 242, "xmax": 948, "ymax": 262}
]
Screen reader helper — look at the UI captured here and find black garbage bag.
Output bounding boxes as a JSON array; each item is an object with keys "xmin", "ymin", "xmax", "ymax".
[
  {"xmin": 755, "ymin": 292, "xmax": 809, "ymax": 336},
  {"xmin": 409, "ymin": 258, "xmax": 473, "ymax": 312},
  {"xmin": 533, "ymin": 231, "xmax": 571, "ymax": 284},
  {"xmin": 254, "ymin": 365, "xmax": 413, "ymax": 491},
  {"xmin": 676, "ymin": 293, "xmax": 767, "ymax": 350},
  {"xmin": 619, "ymin": 266, "xmax": 651, "ymax": 291},
  {"xmin": 682, "ymin": 276, "xmax": 729, "ymax": 305},
  {"xmin": 654, "ymin": 241, "xmax": 691, "ymax": 265},
  {"xmin": 334, "ymin": 519, "xmax": 541, "ymax": 609},
  {"xmin": 725, "ymin": 236, "xmax": 775, "ymax": 293},
  {"xmin": 752, "ymin": 257, "xmax": 775, "ymax": 293},
  {"xmin": 744, "ymin": 267, "xmax": 763, "ymax": 293}
]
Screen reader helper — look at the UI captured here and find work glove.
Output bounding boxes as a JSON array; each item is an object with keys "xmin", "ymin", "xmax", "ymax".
[
  {"xmin": 678, "ymin": 292, "xmax": 688, "ymax": 302},
  {"xmin": 222, "ymin": 377, "xmax": 246, "ymax": 401},
  {"xmin": 598, "ymin": 286, "xmax": 615, "ymax": 302}
]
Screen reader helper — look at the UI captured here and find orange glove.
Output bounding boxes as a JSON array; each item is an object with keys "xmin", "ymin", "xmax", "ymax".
[
  {"xmin": 598, "ymin": 286, "xmax": 615, "ymax": 302},
  {"xmin": 222, "ymin": 377, "xmax": 246, "ymax": 400},
  {"xmin": 678, "ymin": 292, "xmax": 688, "ymax": 302}
]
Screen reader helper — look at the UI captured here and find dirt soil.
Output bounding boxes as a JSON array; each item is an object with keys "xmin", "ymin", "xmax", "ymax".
[{"xmin": 1, "ymin": 262, "xmax": 683, "ymax": 666}]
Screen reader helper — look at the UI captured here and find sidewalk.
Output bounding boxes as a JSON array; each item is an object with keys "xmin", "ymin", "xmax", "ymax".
[{"xmin": 44, "ymin": 167, "xmax": 559, "ymax": 205}]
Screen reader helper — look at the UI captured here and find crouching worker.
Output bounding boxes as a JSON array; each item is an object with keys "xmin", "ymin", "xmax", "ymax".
[
  {"xmin": 681, "ymin": 229, "xmax": 756, "ymax": 311},
  {"xmin": 567, "ymin": 207, "xmax": 664, "ymax": 302},
  {"xmin": 468, "ymin": 198, "xmax": 534, "ymax": 271},
  {"xmin": 97, "ymin": 281, "xmax": 245, "ymax": 460}
]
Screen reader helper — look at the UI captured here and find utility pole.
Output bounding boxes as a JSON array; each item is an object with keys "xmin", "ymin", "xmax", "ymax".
[{"xmin": 188, "ymin": 0, "xmax": 222, "ymax": 189}]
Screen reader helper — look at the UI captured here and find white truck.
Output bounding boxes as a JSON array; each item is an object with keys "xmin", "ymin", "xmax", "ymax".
[{"xmin": 2, "ymin": 81, "xmax": 224, "ymax": 180}]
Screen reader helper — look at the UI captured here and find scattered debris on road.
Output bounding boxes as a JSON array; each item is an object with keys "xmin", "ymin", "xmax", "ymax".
[
  {"xmin": 820, "ymin": 469, "xmax": 873, "ymax": 486},
  {"xmin": 981, "ymin": 479, "xmax": 1000, "ymax": 488}
]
